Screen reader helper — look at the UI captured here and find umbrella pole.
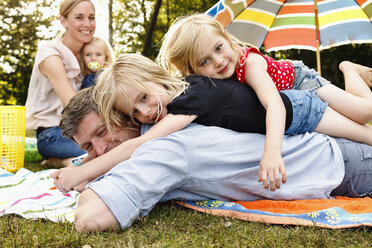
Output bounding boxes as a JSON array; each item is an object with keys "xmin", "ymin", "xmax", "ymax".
[{"xmin": 314, "ymin": 0, "xmax": 321, "ymax": 75}]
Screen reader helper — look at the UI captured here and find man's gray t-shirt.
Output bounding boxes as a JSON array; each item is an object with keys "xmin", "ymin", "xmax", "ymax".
[{"xmin": 88, "ymin": 124, "xmax": 344, "ymax": 229}]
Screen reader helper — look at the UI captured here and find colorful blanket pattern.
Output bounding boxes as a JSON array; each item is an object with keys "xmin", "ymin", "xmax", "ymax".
[
  {"xmin": 1, "ymin": 168, "xmax": 372, "ymax": 229},
  {"xmin": 178, "ymin": 197, "xmax": 372, "ymax": 229},
  {"xmin": 0, "ymin": 168, "xmax": 78, "ymax": 223}
]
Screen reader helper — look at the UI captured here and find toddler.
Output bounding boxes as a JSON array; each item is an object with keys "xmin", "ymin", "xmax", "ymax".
[{"xmin": 79, "ymin": 37, "xmax": 114, "ymax": 88}]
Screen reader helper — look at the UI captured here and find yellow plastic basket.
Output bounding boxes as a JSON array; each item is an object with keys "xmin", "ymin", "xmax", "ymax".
[{"xmin": 1, "ymin": 106, "xmax": 26, "ymax": 172}]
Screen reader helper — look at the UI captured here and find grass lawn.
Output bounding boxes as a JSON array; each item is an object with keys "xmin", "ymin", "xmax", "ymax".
[
  {"xmin": 1, "ymin": 128, "xmax": 371, "ymax": 247},
  {"xmin": 0, "ymin": 161, "xmax": 371, "ymax": 247}
]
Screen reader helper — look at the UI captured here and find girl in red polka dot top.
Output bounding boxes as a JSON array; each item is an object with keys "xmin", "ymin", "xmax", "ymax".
[{"xmin": 157, "ymin": 14, "xmax": 372, "ymax": 190}]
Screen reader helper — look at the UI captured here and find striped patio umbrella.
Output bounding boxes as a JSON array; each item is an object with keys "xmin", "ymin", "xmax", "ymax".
[{"xmin": 206, "ymin": 0, "xmax": 372, "ymax": 74}]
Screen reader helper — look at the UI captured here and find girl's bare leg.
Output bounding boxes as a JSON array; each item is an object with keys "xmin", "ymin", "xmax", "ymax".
[
  {"xmin": 316, "ymin": 61, "xmax": 372, "ymax": 124},
  {"xmin": 315, "ymin": 106, "xmax": 372, "ymax": 146},
  {"xmin": 339, "ymin": 61, "xmax": 372, "ymax": 94}
]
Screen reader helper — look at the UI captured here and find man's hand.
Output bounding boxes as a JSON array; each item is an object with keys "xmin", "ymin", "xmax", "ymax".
[
  {"xmin": 50, "ymin": 166, "xmax": 85, "ymax": 193},
  {"xmin": 258, "ymin": 151, "xmax": 287, "ymax": 191}
]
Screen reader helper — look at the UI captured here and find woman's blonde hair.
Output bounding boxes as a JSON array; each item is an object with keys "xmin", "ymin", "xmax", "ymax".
[
  {"xmin": 79, "ymin": 37, "xmax": 114, "ymax": 76},
  {"xmin": 60, "ymin": 0, "xmax": 93, "ymax": 18},
  {"xmin": 157, "ymin": 13, "xmax": 245, "ymax": 77},
  {"xmin": 93, "ymin": 53, "xmax": 189, "ymax": 134}
]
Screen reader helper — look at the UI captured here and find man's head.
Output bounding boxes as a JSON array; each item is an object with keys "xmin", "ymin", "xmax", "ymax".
[{"xmin": 60, "ymin": 87, "xmax": 140, "ymax": 158}]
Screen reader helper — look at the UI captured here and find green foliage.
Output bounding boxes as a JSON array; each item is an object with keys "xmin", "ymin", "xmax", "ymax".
[
  {"xmin": 0, "ymin": 0, "xmax": 55, "ymax": 105},
  {"xmin": 149, "ymin": 0, "xmax": 217, "ymax": 59},
  {"xmin": 113, "ymin": 0, "xmax": 216, "ymax": 59},
  {"xmin": 112, "ymin": 0, "xmax": 150, "ymax": 54}
]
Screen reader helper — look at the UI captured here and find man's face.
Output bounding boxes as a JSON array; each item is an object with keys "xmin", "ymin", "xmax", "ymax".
[{"xmin": 73, "ymin": 112, "xmax": 140, "ymax": 158}]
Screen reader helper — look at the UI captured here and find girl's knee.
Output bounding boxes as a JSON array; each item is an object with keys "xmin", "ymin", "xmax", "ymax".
[{"xmin": 356, "ymin": 105, "xmax": 372, "ymax": 124}]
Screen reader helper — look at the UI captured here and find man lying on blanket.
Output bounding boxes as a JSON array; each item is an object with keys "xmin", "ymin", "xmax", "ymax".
[{"xmin": 50, "ymin": 87, "xmax": 372, "ymax": 232}]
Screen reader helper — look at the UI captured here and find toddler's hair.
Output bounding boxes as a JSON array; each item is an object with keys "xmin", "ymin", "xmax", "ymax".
[
  {"xmin": 79, "ymin": 37, "xmax": 114, "ymax": 76},
  {"xmin": 93, "ymin": 53, "xmax": 188, "ymax": 134},
  {"xmin": 157, "ymin": 13, "xmax": 244, "ymax": 77}
]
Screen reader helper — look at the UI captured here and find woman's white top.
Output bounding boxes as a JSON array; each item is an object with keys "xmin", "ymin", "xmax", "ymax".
[{"xmin": 25, "ymin": 39, "xmax": 82, "ymax": 130}]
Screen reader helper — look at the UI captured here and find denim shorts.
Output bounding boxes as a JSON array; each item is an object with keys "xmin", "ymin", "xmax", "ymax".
[
  {"xmin": 36, "ymin": 126, "xmax": 86, "ymax": 159},
  {"xmin": 282, "ymin": 90, "xmax": 328, "ymax": 135},
  {"xmin": 331, "ymin": 138, "xmax": 372, "ymax": 198},
  {"xmin": 290, "ymin": 60, "xmax": 330, "ymax": 91}
]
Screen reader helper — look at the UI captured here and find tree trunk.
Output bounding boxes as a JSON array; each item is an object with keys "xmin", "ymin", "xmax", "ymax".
[
  {"xmin": 108, "ymin": 0, "xmax": 113, "ymax": 47},
  {"xmin": 142, "ymin": 0, "xmax": 162, "ymax": 56}
]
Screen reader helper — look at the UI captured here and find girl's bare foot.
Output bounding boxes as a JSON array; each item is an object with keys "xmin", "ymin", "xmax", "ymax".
[{"xmin": 339, "ymin": 61, "xmax": 372, "ymax": 87}]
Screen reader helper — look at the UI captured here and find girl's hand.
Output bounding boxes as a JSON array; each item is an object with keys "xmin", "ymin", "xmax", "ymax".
[
  {"xmin": 258, "ymin": 151, "xmax": 287, "ymax": 191},
  {"xmin": 244, "ymin": 52, "xmax": 287, "ymax": 192},
  {"xmin": 50, "ymin": 166, "xmax": 85, "ymax": 193}
]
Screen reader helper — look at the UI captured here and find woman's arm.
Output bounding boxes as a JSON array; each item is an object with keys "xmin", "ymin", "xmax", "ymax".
[
  {"xmin": 244, "ymin": 52, "xmax": 287, "ymax": 191},
  {"xmin": 50, "ymin": 114, "xmax": 196, "ymax": 193},
  {"xmin": 39, "ymin": 55, "xmax": 77, "ymax": 106}
]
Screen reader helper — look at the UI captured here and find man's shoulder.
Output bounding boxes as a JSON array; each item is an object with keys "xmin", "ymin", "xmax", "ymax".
[{"xmin": 140, "ymin": 123, "xmax": 201, "ymax": 136}]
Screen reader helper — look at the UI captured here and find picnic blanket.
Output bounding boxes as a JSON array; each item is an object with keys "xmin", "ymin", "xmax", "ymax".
[
  {"xmin": 177, "ymin": 197, "xmax": 372, "ymax": 229},
  {"xmin": 0, "ymin": 168, "xmax": 78, "ymax": 223},
  {"xmin": 1, "ymin": 168, "xmax": 372, "ymax": 229}
]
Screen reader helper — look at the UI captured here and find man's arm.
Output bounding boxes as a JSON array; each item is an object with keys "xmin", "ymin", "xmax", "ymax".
[
  {"xmin": 50, "ymin": 136, "xmax": 148, "ymax": 193},
  {"xmin": 51, "ymin": 114, "xmax": 196, "ymax": 193},
  {"xmin": 74, "ymin": 189, "xmax": 120, "ymax": 232},
  {"xmin": 79, "ymin": 133, "xmax": 190, "ymax": 230}
]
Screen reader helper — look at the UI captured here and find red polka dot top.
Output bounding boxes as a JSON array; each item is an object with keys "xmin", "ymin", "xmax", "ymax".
[{"xmin": 235, "ymin": 47, "xmax": 294, "ymax": 91}]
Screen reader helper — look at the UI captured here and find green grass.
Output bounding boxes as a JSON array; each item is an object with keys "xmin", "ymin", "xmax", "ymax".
[
  {"xmin": 0, "ymin": 161, "xmax": 371, "ymax": 247},
  {"xmin": 1, "ymin": 198, "xmax": 372, "ymax": 247},
  {"xmin": 1, "ymin": 129, "xmax": 371, "ymax": 247}
]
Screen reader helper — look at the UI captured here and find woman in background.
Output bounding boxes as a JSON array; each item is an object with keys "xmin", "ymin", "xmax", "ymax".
[{"xmin": 25, "ymin": 0, "xmax": 96, "ymax": 167}]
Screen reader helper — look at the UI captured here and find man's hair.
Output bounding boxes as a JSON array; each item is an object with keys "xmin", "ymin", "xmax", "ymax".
[
  {"xmin": 60, "ymin": 87, "xmax": 134, "ymax": 141},
  {"xmin": 60, "ymin": 87, "xmax": 99, "ymax": 140}
]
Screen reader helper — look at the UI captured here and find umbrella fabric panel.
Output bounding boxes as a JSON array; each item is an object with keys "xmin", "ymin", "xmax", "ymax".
[
  {"xmin": 226, "ymin": 0, "xmax": 283, "ymax": 48},
  {"xmin": 320, "ymin": 22, "xmax": 372, "ymax": 48},
  {"xmin": 318, "ymin": 0, "xmax": 372, "ymax": 49},
  {"xmin": 206, "ymin": 0, "xmax": 225, "ymax": 19},
  {"xmin": 356, "ymin": 0, "xmax": 372, "ymax": 19},
  {"xmin": 207, "ymin": 0, "xmax": 372, "ymax": 52},
  {"xmin": 264, "ymin": 0, "xmax": 372, "ymax": 51},
  {"xmin": 265, "ymin": 0, "xmax": 317, "ymax": 51}
]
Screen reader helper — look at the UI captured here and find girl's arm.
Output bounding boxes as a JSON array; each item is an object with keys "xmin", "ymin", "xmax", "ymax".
[
  {"xmin": 50, "ymin": 114, "xmax": 196, "ymax": 193},
  {"xmin": 39, "ymin": 55, "xmax": 77, "ymax": 106},
  {"xmin": 244, "ymin": 52, "xmax": 287, "ymax": 191}
]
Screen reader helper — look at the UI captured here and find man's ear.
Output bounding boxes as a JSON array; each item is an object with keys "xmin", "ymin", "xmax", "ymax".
[{"xmin": 60, "ymin": 15, "xmax": 67, "ymax": 29}]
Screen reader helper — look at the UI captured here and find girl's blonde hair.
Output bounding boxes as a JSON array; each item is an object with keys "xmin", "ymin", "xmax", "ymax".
[
  {"xmin": 93, "ymin": 53, "xmax": 189, "ymax": 134},
  {"xmin": 157, "ymin": 13, "xmax": 245, "ymax": 77},
  {"xmin": 79, "ymin": 37, "xmax": 114, "ymax": 76}
]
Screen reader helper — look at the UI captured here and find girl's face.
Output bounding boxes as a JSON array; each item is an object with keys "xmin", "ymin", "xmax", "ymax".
[
  {"xmin": 114, "ymin": 81, "xmax": 171, "ymax": 124},
  {"xmin": 83, "ymin": 43, "xmax": 106, "ymax": 72},
  {"xmin": 194, "ymin": 31, "xmax": 237, "ymax": 79},
  {"xmin": 60, "ymin": 1, "xmax": 96, "ymax": 44}
]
